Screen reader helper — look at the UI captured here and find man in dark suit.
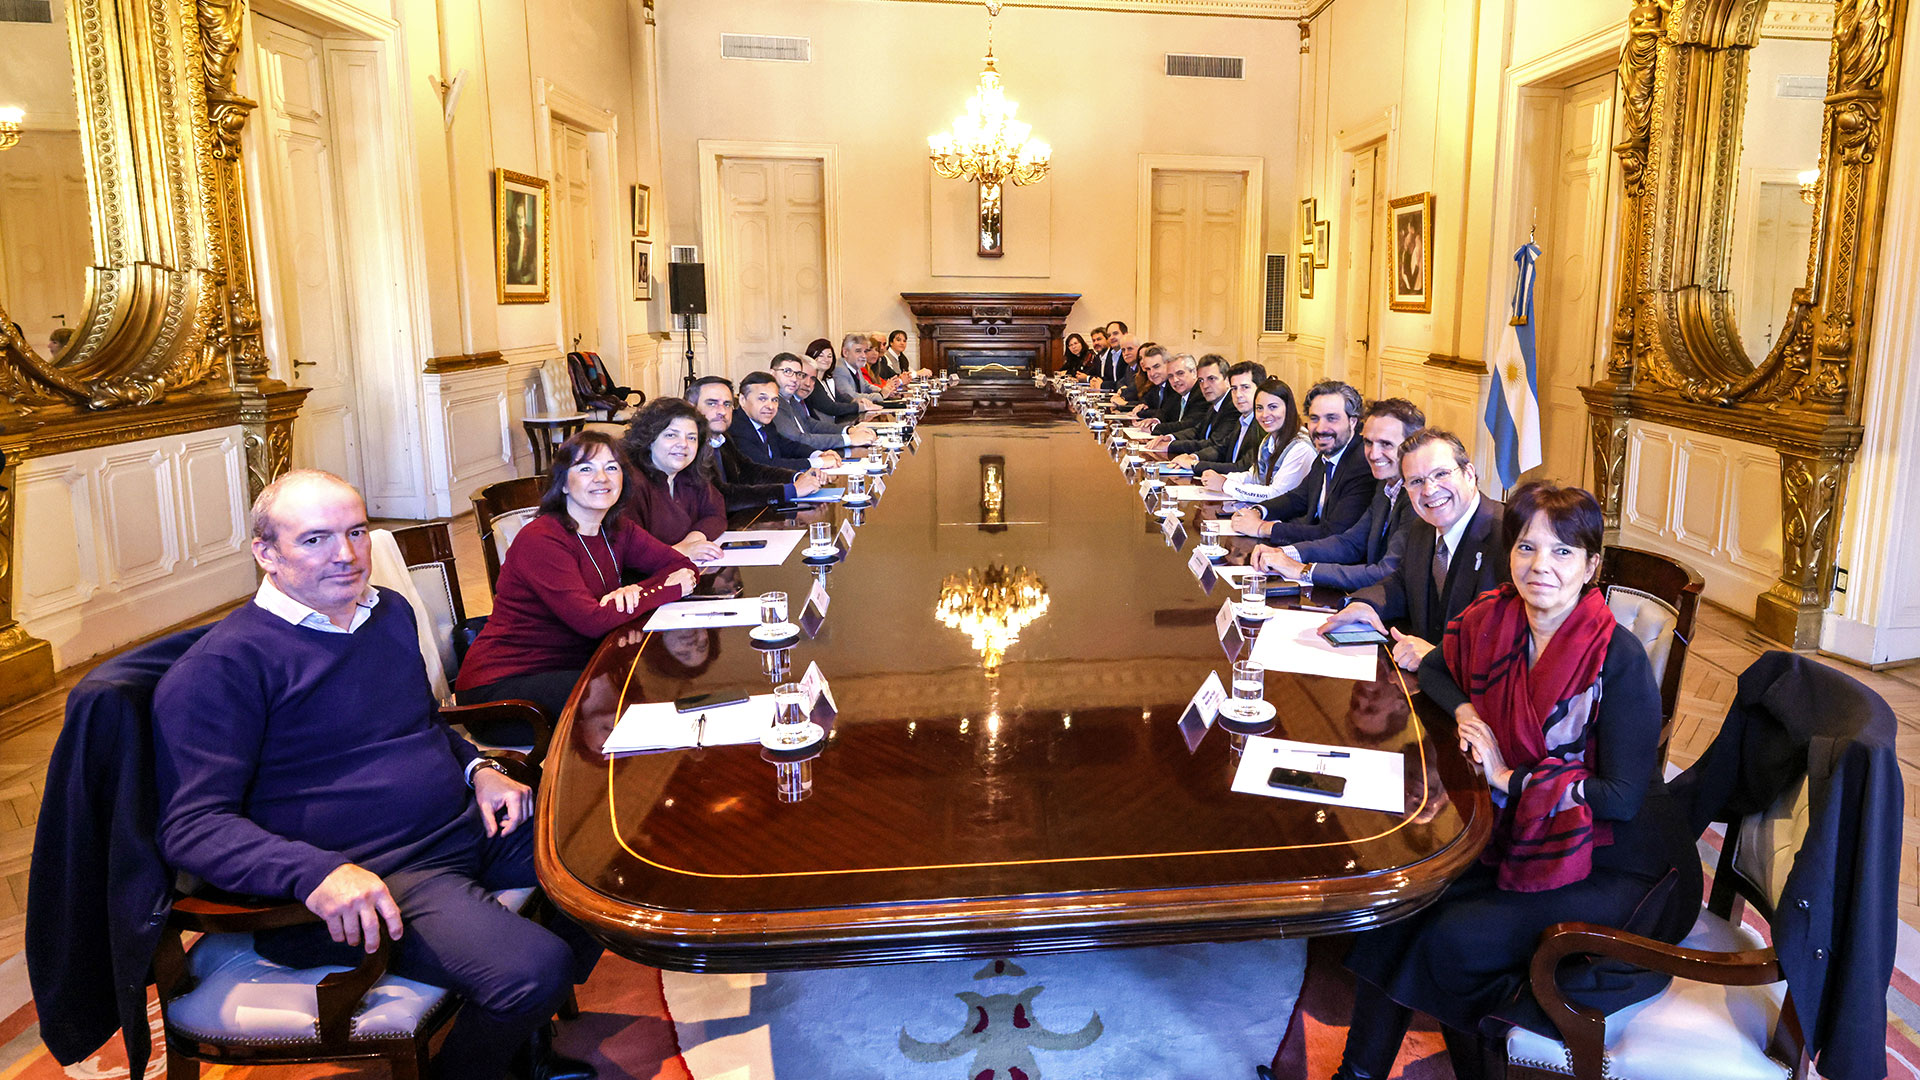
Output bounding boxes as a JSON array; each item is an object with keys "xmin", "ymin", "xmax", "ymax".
[
  {"xmin": 1151, "ymin": 354, "xmax": 1233, "ymax": 452},
  {"xmin": 1175, "ymin": 360, "xmax": 1266, "ymax": 477},
  {"xmin": 1147, "ymin": 354, "xmax": 1206, "ymax": 430},
  {"xmin": 688, "ymin": 376, "xmax": 823, "ymax": 510},
  {"xmin": 1230, "ymin": 380, "xmax": 1369, "ymax": 543},
  {"xmin": 1320, "ymin": 428, "xmax": 1509, "ymax": 671},
  {"xmin": 1114, "ymin": 342, "xmax": 1168, "ymax": 414},
  {"xmin": 770, "ymin": 354, "xmax": 874, "ymax": 451},
  {"xmin": 731, "ymin": 370, "xmax": 841, "ymax": 473},
  {"xmin": 1253, "ymin": 398, "xmax": 1425, "ymax": 592},
  {"xmin": 1093, "ymin": 327, "xmax": 1134, "ymax": 393}
]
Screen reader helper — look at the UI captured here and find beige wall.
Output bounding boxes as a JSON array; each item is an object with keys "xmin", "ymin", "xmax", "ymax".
[{"xmin": 655, "ymin": 0, "xmax": 1299, "ymax": 360}]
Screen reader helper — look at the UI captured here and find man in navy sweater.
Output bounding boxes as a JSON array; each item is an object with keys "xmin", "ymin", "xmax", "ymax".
[{"xmin": 152, "ymin": 471, "xmax": 596, "ymax": 1080}]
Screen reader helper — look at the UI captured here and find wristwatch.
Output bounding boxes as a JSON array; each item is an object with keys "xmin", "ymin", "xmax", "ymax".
[{"xmin": 465, "ymin": 757, "xmax": 509, "ymax": 787}]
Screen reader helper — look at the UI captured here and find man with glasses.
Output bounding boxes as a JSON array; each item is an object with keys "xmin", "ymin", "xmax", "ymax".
[
  {"xmin": 1231, "ymin": 381, "xmax": 1371, "ymax": 543},
  {"xmin": 1253, "ymin": 399, "xmax": 1424, "ymax": 591},
  {"xmin": 1319, "ymin": 428, "xmax": 1507, "ymax": 671},
  {"xmin": 771, "ymin": 353, "xmax": 875, "ymax": 452},
  {"xmin": 687, "ymin": 376, "xmax": 824, "ymax": 510}
]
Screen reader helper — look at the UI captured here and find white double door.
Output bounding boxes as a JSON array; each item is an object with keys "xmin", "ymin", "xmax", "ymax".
[
  {"xmin": 718, "ymin": 158, "xmax": 829, "ymax": 375},
  {"xmin": 1147, "ymin": 169, "xmax": 1246, "ymax": 359}
]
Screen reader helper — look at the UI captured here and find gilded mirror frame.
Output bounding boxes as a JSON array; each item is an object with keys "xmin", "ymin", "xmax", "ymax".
[
  {"xmin": 0, "ymin": 0, "xmax": 306, "ymax": 705},
  {"xmin": 1585, "ymin": 0, "xmax": 1901, "ymax": 647}
]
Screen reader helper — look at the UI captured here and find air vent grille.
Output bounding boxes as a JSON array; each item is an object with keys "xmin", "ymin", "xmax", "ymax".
[
  {"xmin": 1263, "ymin": 254, "xmax": 1288, "ymax": 333},
  {"xmin": 0, "ymin": 0, "xmax": 53, "ymax": 22},
  {"xmin": 722, "ymin": 33, "xmax": 811, "ymax": 63},
  {"xmin": 1775, "ymin": 73, "xmax": 1825, "ymax": 99},
  {"xmin": 670, "ymin": 245, "xmax": 699, "ymax": 264},
  {"xmin": 1166, "ymin": 53, "xmax": 1245, "ymax": 80}
]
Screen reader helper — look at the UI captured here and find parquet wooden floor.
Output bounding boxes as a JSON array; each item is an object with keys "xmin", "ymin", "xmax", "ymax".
[{"xmin": 0, "ymin": 518, "xmax": 1914, "ymax": 959}]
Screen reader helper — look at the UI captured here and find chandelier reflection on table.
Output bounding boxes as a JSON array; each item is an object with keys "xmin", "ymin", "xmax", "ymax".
[{"xmin": 936, "ymin": 564, "xmax": 1050, "ymax": 676}]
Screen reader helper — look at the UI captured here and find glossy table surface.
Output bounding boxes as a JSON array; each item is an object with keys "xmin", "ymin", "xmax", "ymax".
[{"xmin": 535, "ymin": 392, "xmax": 1491, "ymax": 972}]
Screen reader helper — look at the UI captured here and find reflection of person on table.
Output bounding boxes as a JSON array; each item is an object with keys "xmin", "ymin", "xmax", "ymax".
[
  {"xmin": 1317, "ymin": 429, "xmax": 1507, "ymax": 671},
  {"xmin": 1331, "ymin": 482, "xmax": 1691, "ymax": 1080},
  {"xmin": 456, "ymin": 431, "xmax": 697, "ymax": 721},
  {"xmin": 621, "ymin": 398, "xmax": 727, "ymax": 562},
  {"xmin": 1200, "ymin": 376, "xmax": 1313, "ymax": 503}
]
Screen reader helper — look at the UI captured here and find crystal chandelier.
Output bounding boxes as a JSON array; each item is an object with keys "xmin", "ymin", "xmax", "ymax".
[
  {"xmin": 927, "ymin": 2, "xmax": 1051, "ymax": 189},
  {"xmin": 936, "ymin": 564, "xmax": 1051, "ymax": 676}
]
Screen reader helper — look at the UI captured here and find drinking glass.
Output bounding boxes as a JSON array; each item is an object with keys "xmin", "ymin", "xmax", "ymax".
[
  {"xmin": 759, "ymin": 591, "xmax": 788, "ymax": 626},
  {"xmin": 808, "ymin": 521, "xmax": 832, "ymax": 549},
  {"xmin": 1232, "ymin": 661, "xmax": 1266, "ymax": 706},
  {"xmin": 1242, "ymin": 571, "xmax": 1268, "ymax": 609},
  {"xmin": 772, "ymin": 682, "xmax": 810, "ymax": 747}
]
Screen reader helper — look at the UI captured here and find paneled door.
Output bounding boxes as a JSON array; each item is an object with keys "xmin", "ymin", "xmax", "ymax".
[
  {"xmin": 1148, "ymin": 170, "xmax": 1246, "ymax": 358},
  {"xmin": 0, "ymin": 131, "xmax": 91, "ymax": 358},
  {"xmin": 250, "ymin": 16, "xmax": 364, "ymax": 489},
  {"xmin": 1341, "ymin": 145, "xmax": 1384, "ymax": 395},
  {"xmin": 1533, "ymin": 71, "xmax": 1617, "ymax": 487},
  {"xmin": 718, "ymin": 158, "xmax": 828, "ymax": 376},
  {"xmin": 552, "ymin": 120, "xmax": 600, "ymax": 354}
]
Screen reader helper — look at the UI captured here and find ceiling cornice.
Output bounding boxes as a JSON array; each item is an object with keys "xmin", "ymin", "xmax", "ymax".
[{"xmin": 882, "ymin": 0, "xmax": 1306, "ymax": 21}]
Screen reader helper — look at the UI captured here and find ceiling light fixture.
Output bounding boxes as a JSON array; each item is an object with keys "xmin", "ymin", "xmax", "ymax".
[{"xmin": 928, "ymin": 1, "xmax": 1050, "ymax": 257}]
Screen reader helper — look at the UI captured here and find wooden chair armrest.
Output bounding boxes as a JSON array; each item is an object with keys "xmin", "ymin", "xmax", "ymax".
[
  {"xmin": 440, "ymin": 699, "xmax": 552, "ymax": 768},
  {"xmin": 313, "ymin": 924, "xmax": 395, "ymax": 1047},
  {"xmin": 1529, "ymin": 921, "xmax": 1782, "ymax": 1080},
  {"xmin": 170, "ymin": 893, "xmax": 320, "ymax": 934}
]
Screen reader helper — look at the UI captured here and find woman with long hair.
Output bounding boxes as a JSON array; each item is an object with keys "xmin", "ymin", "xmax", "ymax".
[
  {"xmin": 621, "ymin": 398, "xmax": 728, "ymax": 561},
  {"xmin": 803, "ymin": 337, "xmax": 867, "ymax": 420},
  {"xmin": 1060, "ymin": 332, "xmax": 1092, "ymax": 377},
  {"xmin": 1205, "ymin": 376, "xmax": 1313, "ymax": 503},
  {"xmin": 455, "ymin": 430, "xmax": 697, "ymax": 721}
]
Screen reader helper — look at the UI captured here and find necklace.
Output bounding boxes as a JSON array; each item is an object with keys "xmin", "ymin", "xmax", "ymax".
[{"xmin": 578, "ymin": 530, "xmax": 615, "ymax": 591}]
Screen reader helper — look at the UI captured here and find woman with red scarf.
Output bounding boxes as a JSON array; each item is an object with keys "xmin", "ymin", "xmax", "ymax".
[{"xmin": 1324, "ymin": 482, "xmax": 1694, "ymax": 1080}]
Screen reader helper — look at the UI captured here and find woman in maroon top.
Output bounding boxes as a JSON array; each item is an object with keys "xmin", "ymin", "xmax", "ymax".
[
  {"xmin": 621, "ymin": 399, "xmax": 728, "ymax": 561},
  {"xmin": 456, "ymin": 431, "xmax": 697, "ymax": 724}
]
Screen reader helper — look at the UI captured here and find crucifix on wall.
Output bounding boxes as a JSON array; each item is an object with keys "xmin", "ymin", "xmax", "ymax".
[{"xmin": 978, "ymin": 182, "xmax": 1004, "ymax": 258}]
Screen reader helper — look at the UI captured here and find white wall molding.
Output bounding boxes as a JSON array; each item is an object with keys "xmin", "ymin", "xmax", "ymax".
[
  {"xmin": 888, "ymin": 0, "xmax": 1304, "ymax": 18},
  {"xmin": 17, "ymin": 428, "xmax": 254, "ymax": 668}
]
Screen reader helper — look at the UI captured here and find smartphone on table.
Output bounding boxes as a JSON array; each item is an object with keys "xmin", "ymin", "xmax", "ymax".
[
  {"xmin": 1319, "ymin": 625, "xmax": 1391, "ymax": 648},
  {"xmin": 1268, "ymin": 767, "xmax": 1348, "ymax": 798}
]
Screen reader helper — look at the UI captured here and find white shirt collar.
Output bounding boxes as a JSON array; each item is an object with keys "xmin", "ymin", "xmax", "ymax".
[
  {"xmin": 1438, "ymin": 491, "xmax": 1482, "ymax": 560},
  {"xmin": 254, "ymin": 576, "xmax": 379, "ymax": 634}
]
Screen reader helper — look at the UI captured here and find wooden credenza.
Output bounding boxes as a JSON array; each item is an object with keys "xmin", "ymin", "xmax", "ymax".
[{"xmin": 900, "ymin": 292, "xmax": 1080, "ymax": 378}]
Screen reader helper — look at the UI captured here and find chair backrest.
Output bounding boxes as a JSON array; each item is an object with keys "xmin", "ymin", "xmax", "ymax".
[
  {"xmin": 1599, "ymin": 544, "xmax": 1703, "ymax": 728},
  {"xmin": 387, "ymin": 522, "xmax": 466, "ymax": 683},
  {"xmin": 565, "ymin": 351, "xmax": 606, "ymax": 411},
  {"xmin": 470, "ymin": 475, "xmax": 547, "ymax": 592}
]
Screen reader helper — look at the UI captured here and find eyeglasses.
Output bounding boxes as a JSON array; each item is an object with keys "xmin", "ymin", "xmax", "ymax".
[{"xmin": 1403, "ymin": 465, "xmax": 1460, "ymax": 492}]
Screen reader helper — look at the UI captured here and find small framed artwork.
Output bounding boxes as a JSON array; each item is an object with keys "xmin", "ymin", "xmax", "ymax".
[
  {"xmin": 1298, "ymin": 198, "xmax": 1317, "ymax": 253},
  {"xmin": 1313, "ymin": 220, "xmax": 1331, "ymax": 269},
  {"xmin": 632, "ymin": 183, "xmax": 650, "ymax": 237},
  {"xmin": 1298, "ymin": 256, "xmax": 1315, "ymax": 300},
  {"xmin": 494, "ymin": 169, "xmax": 550, "ymax": 304},
  {"xmin": 1388, "ymin": 192, "xmax": 1435, "ymax": 313},
  {"xmin": 632, "ymin": 240, "xmax": 652, "ymax": 301}
]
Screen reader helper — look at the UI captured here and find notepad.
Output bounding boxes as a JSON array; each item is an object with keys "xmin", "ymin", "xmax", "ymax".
[
  {"xmin": 1229, "ymin": 735, "xmax": 1406, "ymax": 813},
  {"xmin": 792, "ymin": 487, "xmax": 846, "ymax": 503},
  {"xmin": 602, "ymin": 696, "xmax": 776, "ymax": 754},
  {"xmin": 1247, "ymin": 608, "xmax": 1380, "ymax": 681},
  {"xmin": 642, "ymin": 599, "xmax": 761, "ymax": 631},
  {"xmin": 1167, "ymin": 485, "xmax": 1234, "ymax": 502}
]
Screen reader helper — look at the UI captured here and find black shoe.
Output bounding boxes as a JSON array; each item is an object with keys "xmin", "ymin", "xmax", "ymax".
[{"xmin": 511, "ymin": 1023, "xmax": 596, "ymax": 1080}]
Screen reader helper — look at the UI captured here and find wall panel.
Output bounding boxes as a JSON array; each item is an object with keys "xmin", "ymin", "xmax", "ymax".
[{"xmin": 1618, "ymin": 420, "xmax": 1781, "ymax": 610}]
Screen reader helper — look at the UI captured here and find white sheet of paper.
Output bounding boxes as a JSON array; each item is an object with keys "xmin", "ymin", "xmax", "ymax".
[
  {"xmin": 1200, "ymin": 517, "xmax": 1234, "ymax": 535},
  {"xmin": 642, "ymin": 599, "xmax": 761, "ymax": 631},
  {"xmin": 1215, "ymin": 564, "xmax": 1258, "ymax": 587},
  {"xmin": 820, "ymin": 463, "xmax": 868, "ymax": 477},
  {"xmin": 1230, "ymin": 735, "xmax": 1406, "ymax": 813},
  {"xmin": 1123, "ymin": 427, "xmax": 1154, "ymax": 442},
  {"xmin": 701, "ymin": 529, "xmax": 805, "ymax": 568},
  {"xmin": 1168, "ymin": 485, "xmax": 1234, "ymax": 502},
  {"xmin": 1247, "ymin": 608, "xmax": 1379, "ymax": 681},
  {"xmin": 603, "ymin": 695, "xmax": 776, "ymax": 754},
  {"xmin": 793, "ymin": 487, "xmax": 845, "ymax": 503}
]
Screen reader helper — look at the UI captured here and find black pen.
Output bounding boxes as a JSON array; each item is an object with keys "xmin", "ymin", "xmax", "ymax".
[
  {"xmin": 1298, "ymin": 603, "xmax": 1337, "ymax": 614},
  {"xmin": 1293, "ymin": 749, "xmax": 1351, "ymax": 758}
]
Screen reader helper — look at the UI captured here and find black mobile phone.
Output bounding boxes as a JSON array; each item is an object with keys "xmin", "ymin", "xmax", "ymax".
[
  {"xmin": 675, "ymin": 692, "xmax": 749, "ymax": 713},
  {"xmin": 1320, "ymin": 625, "xmax": 1391, "ymax": 648},
  {"xmin": 720, "ymin": 539, "xmax": 768, "ymax": 550},
  {"xmin": 1268, "ymin": 767, "xmax": 1347, "ymax": 797}
]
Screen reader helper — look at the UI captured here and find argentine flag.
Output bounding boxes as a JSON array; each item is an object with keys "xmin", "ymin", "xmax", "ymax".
[{"xmin": 1485, "ymin": 241, "xmax": 1543, "ymax": 490}]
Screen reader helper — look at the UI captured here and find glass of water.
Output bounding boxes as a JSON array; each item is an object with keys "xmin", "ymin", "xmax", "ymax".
[
  {"xmin": 759, "ymin": 591, "xmax": 788, "ymax": 627},
  {"xmin": 808, "ymin": 520, "xmax": 832, "ymax": 549},
  {"xmin": 772, "ymin": 682, "xmax": 810, "ymax": 748},
  {"xmin": 1242, "ymin": 571, "xmax": 1268, "ymax": 609},
  {"xmin": 1232, "ymin": 661, "xmax": 1266, "ymax": 707}
]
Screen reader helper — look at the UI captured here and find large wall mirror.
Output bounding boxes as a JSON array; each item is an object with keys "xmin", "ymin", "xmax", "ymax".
[
  {"xmin": 1589, "ymin": 0, "xmax": 1901, "ymax": 647},
  {"xmin": 0, "ymin": 0, "xmax": 91, "ymax": 366}
]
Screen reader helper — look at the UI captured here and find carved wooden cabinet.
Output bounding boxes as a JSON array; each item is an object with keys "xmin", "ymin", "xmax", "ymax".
[{"xmin": 900, "ymin": 292, "xmax": 1080, "ymax": 378}]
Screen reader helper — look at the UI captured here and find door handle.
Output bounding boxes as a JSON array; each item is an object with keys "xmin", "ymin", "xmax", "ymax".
[
  {"xmin": 291, "ymin": 358, "xmax": 317, "ymax": 368},
  {"xmin": 1356, "ymin": 338, "xmax": 1370, "ymax": 350}
]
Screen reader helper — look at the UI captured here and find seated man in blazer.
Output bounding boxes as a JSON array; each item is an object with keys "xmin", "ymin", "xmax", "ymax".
[
  {"xmin": 1094, "ymin": 331, "xmax": 1137, "ymax": 396},
  {"xmin": 1151, "ymin": 354, "xmax": 1233, "ymax": 453},
  {"xmin": 1174, "ymin": 360, "xmax": 1266, "ymax": 477},
  {"xmin": 1149, "ymin": 354, "xmax": 1207, "ymax": 430},
  {"xmin": 689, "ymin": 376, "xmax": 824, "ymax": 510},
  {"xmin": 731, "ymin": 370, "xmax": 842, "ymax": 473},
  {"xmin": 1319, "ymin": 427, "xmax": 1509, "ymax": 671},
  {"xmin": 771, "ymin": 354, "xmax": 874, "ymax": 452},
  {"xmin": 1113, "ymin": 342, "xmax": 1168, "ymax": 415},
  {"xmin": 1230, "ymin": 380, "xmax": 1370, "ymax": 543},
  {"xmin": 1252, "ymin": 398, "xmax": 1425, "ymax": 592}
]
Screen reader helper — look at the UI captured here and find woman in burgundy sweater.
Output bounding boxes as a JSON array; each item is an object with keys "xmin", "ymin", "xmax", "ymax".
[
  {"xmin": 456, "ymin": 431, "xmax": 697, "ymax": 723},
  {"xmin": 621, "ymin": 399, "xmax": 728, "ymax": 561}
]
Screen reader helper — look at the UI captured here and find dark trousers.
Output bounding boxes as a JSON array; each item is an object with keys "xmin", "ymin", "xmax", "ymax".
[
  {"xmin": 457, "ymin": 668, "xmax": 583, "ymax": 743},
  {"xmin": 256, "ymin": 819, "xmax": 601, "ymax": 1080}
]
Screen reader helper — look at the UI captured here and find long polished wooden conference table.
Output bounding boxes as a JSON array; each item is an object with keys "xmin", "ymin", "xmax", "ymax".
[{"xmin": 535, "ymin": 385, "xmax": 1492, "ymax": 973}]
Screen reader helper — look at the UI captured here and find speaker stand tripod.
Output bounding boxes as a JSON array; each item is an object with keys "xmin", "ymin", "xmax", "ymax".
[{"xmin": 682, "ymin": 321, "xmax": 697, "ymax": 393}]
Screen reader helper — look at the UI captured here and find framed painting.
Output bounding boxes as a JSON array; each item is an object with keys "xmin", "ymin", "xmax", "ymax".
[
  {"xmin": 633, "ymin": 241, "xmax": 653, "ymax": 301},
  {"xmin": 632, "ymin": 183, "xmax": 650, "ymax": 238},
  {"xmin": 1298, "ymin": 255, "xmax": 1315, "ymax": 300},
  {"xmin": 1387, "ymin": 192, "xmax": 1434, "ymax": 313},
  {"xmin": 1298, "ymin": 197, "xmax": 1317, "ymax": 255},
  {"xmin": 495, "ymin": 169, "xmax": 551, "ymax": 304},
  {"xmin": 1313, "ymin": 220, "xmax": 1331, "ymax": 269}
]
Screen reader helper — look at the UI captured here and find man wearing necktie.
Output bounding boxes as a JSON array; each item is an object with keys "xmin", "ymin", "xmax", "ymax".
[
  {"xmin": 1174, "ymin": 361, "xmax": 1267, "ymax": 477},
  {"xmin": 1229, "ymin": 381, "xmax": 1371, "ymax": 543},
  {"xmin": 1254, "ymin": 398, "xmax": 1425, "ymax": 591}
]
